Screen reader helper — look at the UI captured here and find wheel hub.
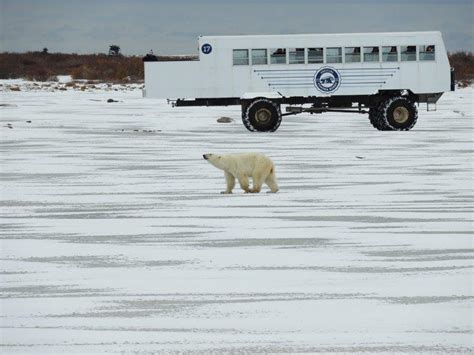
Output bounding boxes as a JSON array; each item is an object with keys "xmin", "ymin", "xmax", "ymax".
[
  {"xmin": 393, "ymin": 106, "xmax": 410, "ymax": 124},
  {"xmin": 255, "ymin": 108, "xmax": 272, "ymax": 123}
]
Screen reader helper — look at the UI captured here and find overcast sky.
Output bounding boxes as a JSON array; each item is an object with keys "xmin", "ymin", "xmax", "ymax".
[{"xmin": 1, "ymin": 0, "xmax": 472, "ymax": 55}]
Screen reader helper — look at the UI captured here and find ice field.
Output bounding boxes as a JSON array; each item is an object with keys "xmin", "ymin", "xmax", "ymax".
[{"xmin": 1, "ymin": 81, "xmax": 473, "ymax": 353}]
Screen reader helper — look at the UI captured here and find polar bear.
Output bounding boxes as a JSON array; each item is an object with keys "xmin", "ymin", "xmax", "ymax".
[{"xmin": 203, "ymin": 153, "xmax": 279, "ymax": 194}]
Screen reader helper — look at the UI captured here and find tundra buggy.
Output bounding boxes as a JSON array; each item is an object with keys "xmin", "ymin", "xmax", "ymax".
[{"xmin": 144, "ymin": 31, "xmax": 454, "ymax": 132}]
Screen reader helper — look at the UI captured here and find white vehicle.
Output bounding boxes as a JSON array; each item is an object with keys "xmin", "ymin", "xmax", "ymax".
[{"xmin": 144, "ymin": 31, "xmax": 455, "ymax": 132}]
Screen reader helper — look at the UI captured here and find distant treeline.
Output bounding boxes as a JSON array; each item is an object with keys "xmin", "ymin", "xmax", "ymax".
[
  {"xmin": 448, "ymin": 52, "xmax": 474, "ymax": 86},
  {"xmin": 0, "ymin": 51, "xmax": 472, "ymax": 84},
  {"xmin": 0, "ymin": 52, "xmax": 197, "ymax": 82}
]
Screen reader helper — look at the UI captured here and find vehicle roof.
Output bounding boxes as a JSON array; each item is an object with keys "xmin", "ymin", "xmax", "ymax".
[
  {"xmin": 200, "ymin": 31, "xmax": 442, "ymax": 40},
  {"xmin": 197, "ymin": 31, "xmax": 444, "ymax": 49}
]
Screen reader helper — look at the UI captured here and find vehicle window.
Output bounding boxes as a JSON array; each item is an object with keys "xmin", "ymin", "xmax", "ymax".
[
  {"xmin": 345, "ymin": 47, "xmax": 361, "ymax": 63},
  {"xmin": 270, "ymin": 48, "xmax": 287, "ymax": 64},
  {"xmin": 326, "ymin": 47, "xmax": 342, "ymax": 63},
  {"xmin": 401, "ymin": 46, "xmax": 416, "ymax": 61},
  {"xmin": 382, "ymin": 46, "xmax": 398, "ymax": 62},
  {"xmin": 289, "ymin": 48, "xmax": 305, "ymax": 64},
  {"xmin": 251, "ymin": 49, "xmax": 267, "ymax": 65},
  {"xmin": 233, "ymin": 49, "xmax": 249, "ymax": 65},
  {"xmin": 308, "ymin": 48, "xmax": 323, "ymax": 63},
  {"xmin": 363, "ymin": 46, "xmax": 379, "ymax": 62},
  {"xmin": 419, "ymin": 45, "xmax": 435, "ymax": 61}
]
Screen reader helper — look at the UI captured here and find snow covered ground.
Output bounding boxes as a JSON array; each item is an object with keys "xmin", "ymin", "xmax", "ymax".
[{"xmin": 1, "ymin": 81, "xmax": 473, "ymax": 353}]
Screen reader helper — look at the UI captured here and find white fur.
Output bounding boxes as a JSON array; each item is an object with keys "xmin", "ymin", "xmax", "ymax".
[{"xmin": 203, "ymin": 153, "xmax": 279, "ymax": 194}]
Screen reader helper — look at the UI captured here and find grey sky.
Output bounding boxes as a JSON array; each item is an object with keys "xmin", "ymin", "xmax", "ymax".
[{"xmin": 1, "ymin": 0, "xmax": 472, "ymax": 55}]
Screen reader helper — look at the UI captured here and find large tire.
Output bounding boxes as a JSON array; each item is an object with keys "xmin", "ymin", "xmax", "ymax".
[
  {"xmin": 369, "ymin": 106, "xmax": 392, "ymax": 131},
  {"xmin": 241, "ymin": 102, "xmax": 255, "ymax": 132},
  {"xmin": 242, "ymin": 98, "xmax": 282, "ymax": 132},
  {"xmin": 379, "ymin": 96, "xmax": 418, "ymax": 131}
]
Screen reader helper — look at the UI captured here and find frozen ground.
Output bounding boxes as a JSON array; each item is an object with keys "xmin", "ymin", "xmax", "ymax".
[{"xmin": 1, "ymin": 81, "xmax": 473, "ymax": 353}]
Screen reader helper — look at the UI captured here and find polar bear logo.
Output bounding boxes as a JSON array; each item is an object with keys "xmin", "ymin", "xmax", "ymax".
[
  {"xmin": 203, "ymin": 153, "xmax": 279, "ymax": 194},
  {"xmin": 314, "ymin": 67, "xmax": 341, "ymax": 93}
]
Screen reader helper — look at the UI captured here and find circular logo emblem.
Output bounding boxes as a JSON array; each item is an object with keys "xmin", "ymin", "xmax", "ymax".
[
  {"xmin": 314, "ymin": 67, "xmax": 341, "ymax": 93},
  {"xmin": 201, "ymin": 43, "xmax": 212, "ymax": 54}
]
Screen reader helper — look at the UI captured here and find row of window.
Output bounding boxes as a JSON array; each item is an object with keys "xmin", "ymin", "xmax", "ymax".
[{"xmin": 233, "ymin": 45, "xmax": 435, "ymax": 65}]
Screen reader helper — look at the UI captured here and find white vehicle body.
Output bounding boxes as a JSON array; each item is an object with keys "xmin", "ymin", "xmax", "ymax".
[{"xmin": 144, "ymin": 31, "xmax": 451, "ymax": 100}]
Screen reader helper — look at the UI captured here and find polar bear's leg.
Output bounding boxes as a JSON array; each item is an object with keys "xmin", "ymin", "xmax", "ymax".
[
  {"xmin": 222, "ymin": 171, "xmax": 235, "ymax": 194},
  {"xmin": 251, "ymin": 171, "xmax": 265, "ymax": 193},
  {"xmin": 237, "ymin": 174, "xmax": 250, "ymax": 193},
  {"xmin": 265, "ymin": 168, "xmax": 279, "ymax": 193}
]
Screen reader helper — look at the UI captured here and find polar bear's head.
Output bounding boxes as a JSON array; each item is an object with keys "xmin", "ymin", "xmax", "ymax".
[{"xmin": 203, "ymin": 153, "xmax": 225, "ymax": 170}]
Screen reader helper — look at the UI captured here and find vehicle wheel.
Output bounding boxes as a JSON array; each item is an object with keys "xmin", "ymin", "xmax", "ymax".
[
  {"xmin": 368, "ymin": 106, "xmax": 392, "ymax": 131},
  {"xmin": 241, "ymin": 102, "xmax": 255, "ymax": 132},
  {"xmin": 242, "ymin": 98, "xmax": 281, "ymax": 132},
  {"xmin": 379, "ymin": 96, "xmax": 418, "ymax": 131}
]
